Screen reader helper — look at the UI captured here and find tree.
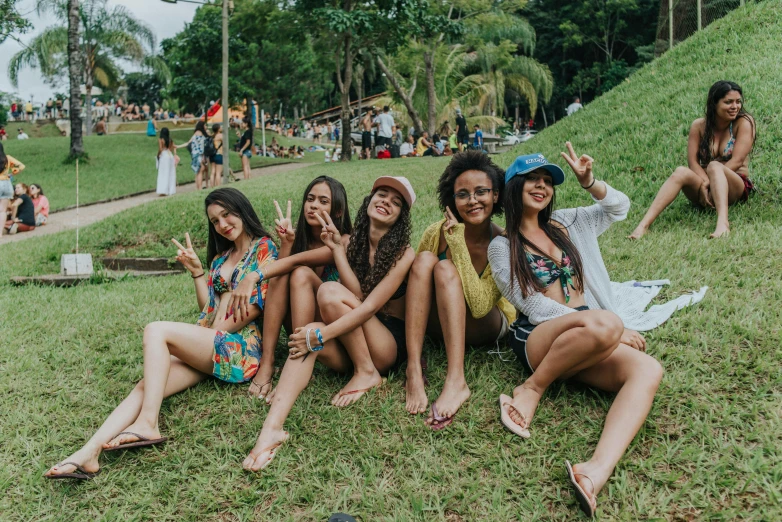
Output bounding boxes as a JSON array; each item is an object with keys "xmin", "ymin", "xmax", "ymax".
[
  {"xmin": 123, "ymin": 72, "xmax": 165, "ymax": 109},
  {"xmin": 9, "ymin": 0, "xmax": 157, "ymax": 136},
  {"xmin": 67, "ymin": 0, "xmax": 83, "ymax": 158},
  {"xmin": 0, "ymin": 0, "xmax": 32, "ymax": 44}
]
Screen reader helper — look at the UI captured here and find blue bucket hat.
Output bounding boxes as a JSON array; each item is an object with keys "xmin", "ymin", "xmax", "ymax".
[{"xmin": 505, "ymin": 153, "xmax": 566, "ymax": 186}]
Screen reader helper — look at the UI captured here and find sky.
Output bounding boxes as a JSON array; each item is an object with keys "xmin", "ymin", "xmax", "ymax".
[{"xmin": 0, "ymin": 0, "xmax": 201, "ymax": 103}]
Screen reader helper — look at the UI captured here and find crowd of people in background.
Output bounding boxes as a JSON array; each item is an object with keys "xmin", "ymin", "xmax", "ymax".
[{"xmin": 0, "ymin": 143, "xmax": 48, "ymax": 236}]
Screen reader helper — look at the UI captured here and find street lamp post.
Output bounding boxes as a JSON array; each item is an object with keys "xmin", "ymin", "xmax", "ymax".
[{"xmin": 162, "ymin": 0, "xmax": 232, "ymax": 185}]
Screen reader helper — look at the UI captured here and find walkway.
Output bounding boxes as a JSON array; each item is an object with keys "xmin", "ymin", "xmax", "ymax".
[{"xmin": 0, "ymin": 162, "xmax": 314, "ymax": 245}]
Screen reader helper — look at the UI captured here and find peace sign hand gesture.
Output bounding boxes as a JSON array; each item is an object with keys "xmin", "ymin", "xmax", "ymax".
[
  {"xmin": 273, "ymin": 200, "xmax": 295, "ymax": 244},
  {"xmin": 171, "ymin": 233, "xmax": 203, "ymax": 275},
  {"xmin": 560, "ymin": 141, "xmax": 595, "ymax": 187},
  {"xmin": 315, "ymin": 211, "xmax": 342, "ymax": 251},
  {"xmin": 443, "ymin": 207, "xmax": 459, "ymax": 235}
]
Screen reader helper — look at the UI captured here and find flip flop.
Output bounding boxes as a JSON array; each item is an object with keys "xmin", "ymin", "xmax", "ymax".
[
  {"xmin": 45, "ymin": 462, "xmax": 101, "ymax": 481},
  {"xmin": 565, "ymin": 460, "xmax": 597, "ymax": 518},
  {"xmin": 336, "ymin": 378, "xmax": 385, "ymax": 400},
  {"xmin": 246, "ymin": 432, "xmax": 288, "ymax": 472},
  {"xmin": 428, "ymin": 402, "xmax": 454, "ymax": 431},
  {"xmin": 103, "ymin": 431, "xmax": 168, "ymax": 452},
  {"xmin": 499, "ymin": 394, "xmax": 530, "ymax": 439}
]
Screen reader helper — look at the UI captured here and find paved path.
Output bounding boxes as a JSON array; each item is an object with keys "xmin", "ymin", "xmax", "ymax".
[{"xmin": 0, "ymin": 162, "xmax": 314, "ymax": 245}]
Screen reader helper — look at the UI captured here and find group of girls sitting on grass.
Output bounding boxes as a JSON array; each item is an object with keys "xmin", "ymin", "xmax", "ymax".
[{"xmin": 45, "ymin": 80, "xmax": 753, "ymax": 519}]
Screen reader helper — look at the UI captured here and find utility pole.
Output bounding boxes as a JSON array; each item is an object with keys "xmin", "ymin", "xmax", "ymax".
[{"xmin": 221, "ymin": 0, "xmax": 230, "ymax": 184}]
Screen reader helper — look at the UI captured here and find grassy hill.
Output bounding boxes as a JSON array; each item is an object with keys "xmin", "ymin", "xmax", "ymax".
[{"xmin": 0, "ymin": 1, "xmax": 779, "ymax": 520}]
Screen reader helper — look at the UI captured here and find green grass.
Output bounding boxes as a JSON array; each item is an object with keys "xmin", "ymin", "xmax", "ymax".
[
  {"xmin": 0, "ymin": 128, "xmax": 323, "ymax": 211},
  {"xmin": 2, "ymin": 119, "xmax": 64, "ymax": 138},
  {"xmin": 1, "ymin": 2, "xmax": 780, "ymax": 520}
]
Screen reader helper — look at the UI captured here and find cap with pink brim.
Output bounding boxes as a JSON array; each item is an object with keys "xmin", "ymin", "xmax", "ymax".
[{"xmin": 371, "ymin": 176, "xmax": 416, "ymax": 208}]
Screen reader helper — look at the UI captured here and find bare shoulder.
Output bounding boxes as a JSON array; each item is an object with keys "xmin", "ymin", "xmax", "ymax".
[
  {"xmin": 735, "ymin": 114, "xmax": 755, "ymax": 134},
  {"xmin": 690, "ymin": 117, "xmax": 706, "ymax": 134}
]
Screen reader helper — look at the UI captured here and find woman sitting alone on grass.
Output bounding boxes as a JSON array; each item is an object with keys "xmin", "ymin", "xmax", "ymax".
[
  {"xmin": 242, "ymin": 177, "xmax": 416, "ymax": 472},
  {"xmin": 405, "ymin": 151, "xmax": 516, "ymax": 430},
  {"xmin": 231, "ymin": 176, "xmax": 353, "ymax": 401},
  {"xmin": 488, "ymin": 146, "xmax": 663, "ymax": 518},
  {"xmin": 629, "ymin": 80, "xmax": 756, "ymax": 239},
  {"xmin": 28, "ymin": 183, "xmax": 49, "ymax": 226},
  {"xmin": 45, "ymin": 188, "xmax": 278, "ymax": 481}
]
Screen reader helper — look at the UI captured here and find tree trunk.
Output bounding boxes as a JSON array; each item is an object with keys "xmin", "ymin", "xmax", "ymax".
[
  {"xmin": 67, "ymin": 0, "xmax": 83, "ymax": 156},
  {"xmin": 84, "ymin": 73, "xmax": 93, "ymax": 136},
  {"xmin": 423, "ymin": 49, "xmax": 436, "ymax": 135},
  {"xmin": 375, "ymin": 55, "xmax": 423, "ymax": 136},
  {"xmin": 337, "ymin": 35, "xmax": 354, "ymax": 161}
]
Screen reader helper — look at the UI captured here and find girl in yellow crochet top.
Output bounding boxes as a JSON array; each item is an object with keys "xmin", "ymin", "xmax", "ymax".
[{"xmin": 405, "ymin": 150, "xmax": 515, "ymax": 429}]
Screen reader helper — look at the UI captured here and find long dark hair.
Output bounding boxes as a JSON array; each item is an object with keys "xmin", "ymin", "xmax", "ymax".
[
  {"xmin": 243, "ymin": 117, "xmax": 254, "ymax": 141},
  {"xmin": 346, "ymin": 189, "xmax": 412, "ymax": 296},
  {"xmin": 292, "ymin": 176, "xmax": 353, "ymax": 255},
  {"xmin": 195, "ymin": 120, "xmax": 208, "ymax": 136},
  {"xmin": 160, "ymin": 127, "xmax": 171, "ymax": 149},
  {"xmin": 204, "ymin": 188, "xmax": 273, "ymax": 262},
  {"xmin": 437, "ymin": 150, "xmax": 505, "ymax": 221},
  {"xmin": 0, "ymin": 142, "xmax": 7, "ymax": 173},
  {"xmin": 29, "ymin": 183, "xmax": 44, "ymax": 197},
  {"xmin": 503, "ymin": 175, "xmax": 585, "ymax": 298},
  {"xmin": 698, "ymin": 80, "xmax": 756, "ymax": 166}
]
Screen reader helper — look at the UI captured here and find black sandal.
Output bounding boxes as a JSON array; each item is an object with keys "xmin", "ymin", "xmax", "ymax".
[
  {"xmin": 103, "ymin": 432, "xmax": 168, "ymax": 452},
  {"xmin": 46, "ymin": 462, "xmax": 101, "ymax": 481}
]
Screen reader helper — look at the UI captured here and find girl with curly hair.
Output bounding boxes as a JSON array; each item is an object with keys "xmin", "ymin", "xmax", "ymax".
[
  {"xmin": 405, "ymin": 150, "xmax": 516, "ymax": 431},
  {"xmin": 231, "ymin": 176, "xmax": 352, "ymax": 401},
  {"xmin": 243, "ymin": 176, "xmax": 416, "ymax": 472},
  {"xmin": 45, "ymin": 188, "xmax": 277, "ymax": 480},
  {"xmin": 629, "ymin": 80, "xmax": 756, "ymax": 239}
]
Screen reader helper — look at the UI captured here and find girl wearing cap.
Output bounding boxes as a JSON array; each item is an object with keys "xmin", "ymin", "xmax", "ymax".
[
  {"xmin": 405, "ymin": 150, "xmax": 516, "ymax": 430},
  {"xmin": 243, "ymin": 176, "xmax": 416, "ymax": 472},
  {"xmin": 488, "ymin": 144, "xmax": 663, "ymax": 517}
]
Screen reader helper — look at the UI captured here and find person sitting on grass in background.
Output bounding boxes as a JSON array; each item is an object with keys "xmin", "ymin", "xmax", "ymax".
[
  {"xmin": 243, "ymin": 177, "xmax": 416, "ymax": 472},
  {"xmin": 488, "ymin": 146, "xmax": 664, "ymax": 518},
  {"xmin": 232, "ymin": 176, "xmax": 353, "ymax": 401},
  {"xmin": 28, "ymin": 184, "xmax": 49, "ymax": 226},
  {"xmin": 44, "ymin": 188, "xmax": 278, "ymax": 481},
  {"xmin": 96, "ymin": 117, "xmax": 108, "ymax": 136},
  {"xmin": 5, "ymin": 183, "xmax": 36, "ymax": 234},
  {"xmin": 405, "ymin": 151, "xmax": 515, "ymax": 430},
  {"xmin": 17, "ymin": 128, "xmax": 29, "ymax": 140},
  {"xmin": 0, "ymin": 125, "xmax": 7, "ymax": 141},
  {"xmin": 400, "ymin": 134, "xmax": 417, "ymax": 157},
  {"xmin": 0, "ymin": 143, "xmax": 24, "ymax": 237},
  {"xmin": 416, "ymin": 131, "xmax": 438, "ymax": 157},
  {"xmin": 629, "ymin": 80, "xmax": 756, "ymax": 239}
]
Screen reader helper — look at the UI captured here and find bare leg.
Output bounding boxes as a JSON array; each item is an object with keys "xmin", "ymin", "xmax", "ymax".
[
  {"xmin": 706, "ymin": 161, "xmax": 746, "ymax": 238},
  {"xmin": 505, "ymin": 310, "xmax": 624, "ymax": 429},
  {"xmin": 250, "ymin": 276, "xmax": 288, "ymax": 400},
  {"xmin": 405, "ymin": 252, "xmax": 438, "ymax": 414},
  {"xmin": 242, "ymin": 155, "xmax": 251, "ymax": 180},
  {"xmin": 426, "ymin": 260, "xmax": 503, "ymax": 425},
  {"xmin": 568, "ymin": 347, "xmax": 663, "ymax": 510},
  {"xmin": 0, "ymin": 199, "xmax": 8, "ymax": 237},
  {"xmin": 629, "ymin": 167, "xmax": 703, "ymax": 239}
]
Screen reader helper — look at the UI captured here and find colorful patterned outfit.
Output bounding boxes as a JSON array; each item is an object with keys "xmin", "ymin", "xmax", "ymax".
[{"xmin": 198, "ymin": 237, "xmax": 277, "ymax": 383}]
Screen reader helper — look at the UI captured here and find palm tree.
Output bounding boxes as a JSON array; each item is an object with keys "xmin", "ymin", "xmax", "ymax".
[{"xmin": 9, "ymin": 0, "xmax": 158, "ymax": 135}]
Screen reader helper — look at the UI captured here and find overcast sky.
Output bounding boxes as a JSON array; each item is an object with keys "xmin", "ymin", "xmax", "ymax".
[{"xmin": 0, "ymin": 0, "xmax": 201, "ymax": 103}]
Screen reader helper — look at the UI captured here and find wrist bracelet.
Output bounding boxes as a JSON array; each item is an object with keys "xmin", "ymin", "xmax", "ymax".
[
  {"xmin": 581, "ymin": 177, "xmax": 596, "ymax": 189},
  {"xmin": 315, "ymin": 328, "xmax": 324, "ymax": 345},
  {"xmin": 305, "ymin": 328, "xmax": 324, "ymax": 353},
  {"xmin": 305, "ymin": 328, "xmax": 312, "ymax": 352},
  {"xmin": 191, "ymin": 272, "xmax": 205, "ymax": 279}
]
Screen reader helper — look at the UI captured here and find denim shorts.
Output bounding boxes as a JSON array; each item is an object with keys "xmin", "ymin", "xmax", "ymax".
[
  {"xmin": 0, "ymin": 179, "xmax": 13, "ymax": 199},
  {"xmin": 242, "ymin": 149, "xmax": 252, "ymax": 158}
]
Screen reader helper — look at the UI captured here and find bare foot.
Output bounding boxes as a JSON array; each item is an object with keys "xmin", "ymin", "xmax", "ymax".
[
  {"xmin": 331, "ymin": 370, "xmax": 382, "ymax": 408},
  {"xmin": 248, "ymin": 365, "xmax": 274, "ymax": 400},
  {"xmin": 508, "ymin": 382, "xmax": 544, "ymax": 429},
  {"xmin": 627, "ymin": 224, "xmax": 648, "ymax": 240},
  {"xmin": 405, "ymin": 366, "xmax": 428, "ymax": 415},
  {"xmin": 102, "ymin": 422, "xmax": 161, "ymax": 449},
  {"xmin": 425, "ymin": 379, "xmax": 471, "ymax": 427},
  {"xmin": 265, "ymin": 386, "xmax": 277, "ymax": 405},
  {"xmin": 44, "ymin": 447, "xmax": 100, "ymax": 477},
  {"xmin": 242, "ymin": 429, "xmax": 288, "ymax": 471},
  {"xmin": 710, "ymin": 222, "xmax": 730, "ymax": 238}
]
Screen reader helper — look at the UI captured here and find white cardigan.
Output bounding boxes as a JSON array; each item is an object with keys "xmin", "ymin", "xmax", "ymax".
[{"xmin": 488, "ymin": 183, "xmax": 707, "ymax": 331}]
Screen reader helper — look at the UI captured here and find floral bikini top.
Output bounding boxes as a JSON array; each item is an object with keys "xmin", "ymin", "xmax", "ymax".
[
  {"xmin": 718, "ymin": 122, "xmax": 736, "ymax": 162},
  {"xmin": 526, "ymin": 250, "xmax": 575, "ymax": 303}
]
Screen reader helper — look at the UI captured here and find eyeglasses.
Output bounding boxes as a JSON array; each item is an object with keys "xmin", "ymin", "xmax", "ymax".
[{"xmin": 454, "ymin": 188, "xmax": 494, "ymax": 201}]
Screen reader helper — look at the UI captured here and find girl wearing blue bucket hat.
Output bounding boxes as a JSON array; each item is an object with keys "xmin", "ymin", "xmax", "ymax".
[{"xmin": 488, "ymin": 143, "xmax": 664, "ymax": 518}]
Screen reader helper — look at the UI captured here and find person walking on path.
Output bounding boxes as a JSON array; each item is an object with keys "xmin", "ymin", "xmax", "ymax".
[
  {"xmin": 156, "ymin": 128, "xmax": 178, "ymax": 197},
  {"xmin": 455, "ymin": 109, "xmax": 469, "ymax": 152},
  {"xmin": 210, "ymin": 123, "xmax": 225, "ymax": 187},
  {"xmin": 237, "ymin": 118, "xmax": 254, "ymax": 181},
  {"xmin": 177, "ymin": 121, "xmax": 209, "ymax": 189},
  {"xmin": 374, "ymin": 106, "xmax": 395, "ymax": 151}
]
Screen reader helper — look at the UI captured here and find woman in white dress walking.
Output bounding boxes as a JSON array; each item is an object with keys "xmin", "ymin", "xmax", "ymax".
[{"xmin": 156, "ymin": 127, "xmax": 178, "ymax": 196}]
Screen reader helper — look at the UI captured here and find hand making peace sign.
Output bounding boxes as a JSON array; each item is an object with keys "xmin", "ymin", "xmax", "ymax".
[
  {"xmin": 171, "ymin": 233, "xmax": 203, "ymax": 275},
  {"xmin": 443, "ymin": 206, "xmax": 459, "ymax": 235},
  {"xmin": 560, "ymin": 141, "xmax": 595, "ymax": 187},
  {"xmin": 315, "ymin": 211, "xmax": 342, "ymax": 250},
  {"xmin": 273, "ymin": 199, "xmax": 295, "ymax": 244}
]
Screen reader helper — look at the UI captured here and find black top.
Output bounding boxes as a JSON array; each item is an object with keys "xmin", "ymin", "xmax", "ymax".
[
  {"xmin": 16, "ymin": 194, "xmax": 35, "ymax": 226},
  {"xmin": 456, "ymin": 115, "xmax": 468, "ymax": 136},
  {"xmin": 239, "ymin": 129, "xmax": 252, "ymax": 151}
]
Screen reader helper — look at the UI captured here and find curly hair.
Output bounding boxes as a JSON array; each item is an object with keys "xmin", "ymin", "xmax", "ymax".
[
  {"xmin": 437, "ymin": 150, "xmax": 505, "ymax": 221},
  {"xmin": 698, "ymin": 80, "xmax": 756, "ymax": 167},
  {"xmin": 346, "ymin": 191, "xmax": 412, "ymax": 297}
]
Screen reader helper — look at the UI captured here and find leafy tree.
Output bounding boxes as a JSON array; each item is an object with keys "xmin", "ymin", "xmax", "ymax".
[
  {"xmin": 123, "ymin": 72, "xmax": 164, "ymax": 108},
  {"xmin": 0, "ymin": 0, "xmax": 32, "ymax": 44},
  {"xmin": 67, "ymin": 0, "xmax": 83, "ymax": 158},
  {"xmin": 9, "ymin": 0, "xmax": 157, "ymax": 135}
]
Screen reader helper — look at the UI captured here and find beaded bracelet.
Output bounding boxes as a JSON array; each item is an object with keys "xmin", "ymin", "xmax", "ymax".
[{"xmin": 305, "ymin": 328, "xmax": 324, "ymax": 352}]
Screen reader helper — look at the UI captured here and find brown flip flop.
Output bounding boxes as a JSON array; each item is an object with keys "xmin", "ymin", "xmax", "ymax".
[
  {"xmin": 103, "ymin": 431, "xmax": 168, "ymax": 452},
  {"xmin": 45, "ymin": 462, "xmax": 101, "ymax": 481},
  {"xmin": 565, "ymin": 460, "xmax": 597, "ymax": 518}
]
